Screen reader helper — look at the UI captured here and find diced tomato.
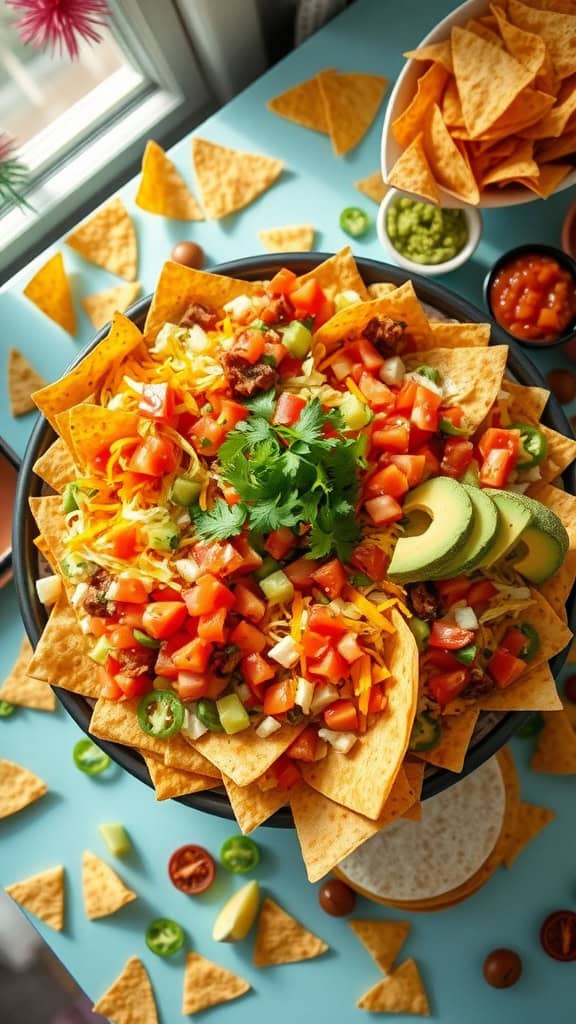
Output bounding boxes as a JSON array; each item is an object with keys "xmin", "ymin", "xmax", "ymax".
[
  {"xmin": 479, "ymin": 448, "xmax": 516, "ymax": 488},
  {"xmin": 89, "ymin": 616, "xmax": 108, "ymax": 638},
  {"xmin": 411, "ymin": 386, "xmax": 442, "ymax": 432},
  {"xmin": 118, "ymin": 605, "xmax": 145, "ymax": 630},
  {"xmin": 197, "ymin": 607, "xmax": 227, "ymax": 643},
  {"xmin": 286, "ymin": 726, "xmax": 318, "ymax": 762},
  {"xmin": 272, "ymin": 393, "xmax": 307, "ymax": 428},
  {"xmin": 154, "ymin": 631, "xmax": 190, "ymax": 678},
  {"xmin": 92, "ymin": 445, "xmax": 111, "ymax": 473},
  {"xmin": 368, "ymin": 683, "xmax": 388, "ymax": 713},
  {"xmin": 115, "ymin": 674, "xmax": 151, "ymax": 699},
  {"xmin": 467, "ymin": 579, "xmax": 497, "ymax": 611},
  {"xmin": 308, "ymin": 647, "xmax": 349, "ymax": 680},
  {"xmin": 371, "ymin": 416, "xmax": 411, "ymax": 453},
  {"xmin": 440, "ymin": 406, "xmax": 464, "ymax": 429},
  {"xmin": 189, "ymin": 416, "xmax": 227, "ymax": 457},
  {"xmin": 336, "ymin": 632, "xmax": 364, "ymax": 663},
  {"xmin": 414, "ymin": 445, "xmax": 440, "ymax": 481},
  {"xmin": 217, "ymin": 399, "xmax": 250, "ymax": 430},
  {"xmin": 142, "ymin": 601, "xmax": 188, "ymax": 640},
  {"xmin": 194, "ymin": 540, "xmax": 244, "ymax": 577},
  {"xmin": 478, "ymin": 427, "xmax": 521, "ymax": 460},
  {"xmin": 500, "ymin": 627, "xmax": 528, "ymax": 659},
  {"xmin": 184, "ymin": 575, "xmax": 235, "ymax": 616},
  {"xmin": 97, "ymin": 666, "xmax": 123, "ymax": 700},
  {"xmin": 289, "ymin": 278, "xmax": 326, "ymax": 317},
  {"xmin": 107, "ymin": 624, "xmax": 140, "ymax": 650},
  {"xmin": 330, "ymin": 351, "xmax": 356, "ymax": 382},
  {"xmin": 428, "ymin": 669, "xmax": 469, "ymax": 706},
  {"xmin": 229, "ymin": 620, "xmax": 267, "ymax": 653},
  {"xmin": 425, "ymin": 649, "xmax": 461, "ymax": 671},
  {"xmin": 323, "ymin": 699, "xmax": 358, "ymax": 731},
  {"xmin": 302, "ymin": 630, "xmax": 330, "ymax": 659},
  {"xmin": 364, "ymin": 494, "xmax": 404, "ymax": 525},
  {"xmin": 172, "ymin": 637, "xmax": 213, "ymax": 672},
  {"xmin": 487, "ymin": 647, "xmax": 527, "ymax": 688},
  {"xmin": 441, "ymin": 438, "xmax": 474, "ymax": 479},
  {"xmin": 264, "ymin": 526, "xmax": 296, "ymax": 561},
  {"xmin": 270, "ymin": 754, "xmax": 301, "ymax": 789},
  {"xmin": 232, "ymin": 330, "xmax": 265, "ymax": 365},
  {"xmin": 105, "ymin": 524, "xmax": 138, "ymax": 560},
  {"xmin": 269, "ymin": 267, "xmax": 297, "ymax": 296},
  {"xmin": 351, "ymin": 541, "xmax": 387, "ymax": 582},
  {"xmin": 177, "ymin": 671, "xmax": 210, "ymax": 701},
  {"xmin": 313, "ymin": 296, "xmax": 334, "ymax": 328},
  {"xmin": 356, "ymin": 338, "xmax": 385, "ymax": 371},
  {"xmin": 263, "ymin": 340, "xmax": 287, "ymax": 367},
  {"xmin": 129, "ymin": 435, "xmax": 178, "ymax": 476},
  {"xmin": 308, "ymin": 604, "xmax": 348, "ymax": 637},
  {"xmin": 436, "ymin": 577, "xmax": 471, "ymax": 607},
  {"xmin": 311, "ymin": 558, "xmax": 347, "ymax": 599},
  {"xmin": 234, "ymin": 582, "xmax": 266, "ymax": 623},
  {"xmin": 394, "ymin": 379, "xmax": 418, "ymax": 413},
  {"xmin": 285, "ymin": 557, "xmax": 320, "ymax": 590},
  {"xmin": 151, "ymin": 585, "xmax": 182, "ymax": 603},
  {"xmin": 263, "ymin": 678, "xmax": 296, "ymax": 715},
  {"xmin": 429, "ymin": 621, "xmax": 475, "ymax": 650},
  {"xmin": 278, "ymin": 354, "xmax": 303, "ymax": 378},
  {"xmin": 231, "ymin": 535, "xmax": 263, "ymax": 574},
  {"xmin": 385, "ymin": 453, "xmax": 425, "ymax": 488},
  {"xmin": 358, "ymin": 372, "xmax": 394, "ymax": 410},
  {"xmin": 365, "ymin": 463, "xmax": 409, "ymax": 500},
  {"xmin": 111, "ymin": 577, "xmax": 149, "ymax": 604},
  {"xmin": 105, "ymin": 654, "xmax": 122, "ymax": 677},
  {"xmin": 241, "ymin": 652, "xmax": 275, "ymax": 689},
  {"xmin": 139, "ymin": 382, "xmax": 175, "ymax": 424}
]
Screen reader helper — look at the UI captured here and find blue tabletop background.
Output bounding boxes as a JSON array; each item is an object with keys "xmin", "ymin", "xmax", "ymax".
[{"xmin": 1, "ymin": 1, "xmax": 575, "ymax": 1020}]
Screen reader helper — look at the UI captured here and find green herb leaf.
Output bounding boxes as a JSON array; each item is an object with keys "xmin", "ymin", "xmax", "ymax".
[
  {"xmin": 243, "ymin": 389, "xmax": 276, "ymax": 420},
  {"xmin": 192, "ymin": 501, "xmax": 247, "ymax": 541}
]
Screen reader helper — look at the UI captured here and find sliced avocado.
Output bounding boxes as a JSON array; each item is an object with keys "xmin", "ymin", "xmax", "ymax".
[
  {"xmin": 388, "ymin": 478, "xmax": 473, "ymax": 583},
  {"xmin": 505, "ymin": 492, "xmax": 569, "ymax": 583},
  {"xmin": 432, "ymin": 485, "xmax": 500, "ymax": 579},
  {"xmin": 477, "ymin": 490, "xmax": 531, "ymax": 569}
]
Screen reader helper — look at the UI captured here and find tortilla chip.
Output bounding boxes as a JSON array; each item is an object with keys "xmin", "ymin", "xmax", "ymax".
[
  {"xmin": 192, "ymin": 137, "xmax": 283, "ymax": 219},
  {"xmin": 0, "ymin": 759, "xmax": 47, "ymax": 819},
  {"xmin": 162, "ymin": 737, "xmax": 221, "ymax": 778},
  {"xmin": 527, "ymin": 483, "xmax": 576, "ymax": 618},
  {"xmin": 196, "ymin": 722, "xmax": 306, "ymax": 787},
  {"xmin": 478, "ymin": 662, "xmax": 562, "ymax": 712},
  {"xmin": 267, "ymin": 75, "xmax": 329, "ymax": 133},
  {"xmin": 416, "ymin": 708, "xmax": 480, "ymax": 773},
  {"xmin": 502, "ymin": 801, "xmax": 555, "ymax": 868},
  {"xmin": 538, "ymin": 426, "xmax": 576, "ymax": 482},
  {"xmin": 507, "ymin": 0, "xmax": 576, "ymax": 80},
  {"xmin": 349, "ymin": 919, "xmax": 410, "ymax": 974},
  {"xmin": 316, "ymin": 69, "xmax": 387, "ymax": 156},
  {"xmin": 357, "ymin": 958, "xmax": 430, "ymax": 1015},
  {"xmin": 466, "ymin": 16, "xmax": 504, "ymax": 47},
  {"xmin": 404, "ymin": 346, "xmax": 509, "ymax": 431},
  {"xmin": 296, "ymin": 247, "xmax": 369, "ymax": 300},
  {"xmin": 520, "ymin": 162, "xmax": 573, "ymax": 198},
  {"xmin": 537, "ymin": 128, "xmax": 576, "ymax": 163},
  {"xmin": 505, "ymin": 379, "xmax": 549, "ymax": 421},
  {"xmin": 8, "ymin": 348, "xmax": 47, "ymax": 417},
  {"xmin": 367, "ymin": 282, "xmax": 396, "ymax": 299},
  {"xmin": 67, "ymin": 405, "xmax": 140, "ymax": 469},
  {"xmin": 451, "ymin": 27, "xmax": 533, "ymax": 138},
  {"xmin": 481, "ymin": 140, "xmax": 540, "ymax": 186},
  {"xmin": 32, "ymin": 439, "xmax": 76, "ymax": 494},
  {"xmin": 392, "ymin": 63, "xmax": 449, "ymax": 149},
  {"xmin": 316, "ymin": 281, "xmax": 433, "ymax": 354},
  {"xmin": 93, "ymin": 957, "xmax": 158, "ymax": 1024},
  {"xmin": 531, "ymin": 710, "xmax": 576, "ymax": 774},
  {"xmin": 355, "ymin": 171, "xmax": 388, "ymax": 204},
  {"xmin": 429, "ymin": 322, "xmax": 490, "ymax": 348},
  {"xmin": 441, "ymin": 77, "xmax": 464, "ymax": 128},
  {"xmin": 222, "ymin": 774, "xmax": 286, "ymax": 833},
  {"xmin": 65, "ymin": 198, "xmax": 137, "ymax": 281},
  {"xmin": 82, "ymin": 850, "xmax": 136, "ymax": 920},
  {"xmin": 182, "ymin": 953, "xmax": 250, "ymax": 1015},
  {"xmin": 0, "ymin": 637, "xmax": 55, "ymax": 711},
  {"xmin": 258, "ymin": 225, "xmax": 315, "ymax": 252},
  {"xmin": 424, "ymin": 104, "xmax": 480, "ymax": 204},
  {"xmin": 139, "ymin": 752, "xmax": 219, "ymax": 801},
  {"xmin": 253, "ymin": 898, "xmax": 328, "ymax": 967},
  {"xmin": 81, "ymin": 282, "xmax": 142, "ymax": 331},
  {"xmin": 26, "ymin": 594, "xmax": 102, "ymax": 698},
  {"xmin": 491, "ymin": 4, "xmax": 549, "ymax": 78},
  {"xmin": 403, "ymin": 41, "xmax": 453, "ymax": 73},
  {"xmin": 388, "ymin": 132, "xmax": 440, "ymax": 204},
  {"xmin": 23, "ymin": 252, "xmax": 76, "ymax": 335},
  {"xmin": 32, "ymin": 311, "xmax": 144, "ymax": 436},
  {"xmin": 5, "ymin": 866, "xmax": 64, "ymax": 931},
  {"xmin": 136, "ymin": 140, "xmax": 204, "ymax": 220}
]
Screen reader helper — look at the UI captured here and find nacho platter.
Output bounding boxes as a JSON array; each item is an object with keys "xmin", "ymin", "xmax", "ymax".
[{"xmin": 14, "ymin": 253, "xmax": 576, "ymax": 876}]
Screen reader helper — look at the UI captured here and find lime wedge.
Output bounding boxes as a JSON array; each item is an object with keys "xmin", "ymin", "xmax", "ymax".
[{"xmin": 212, "ymin": 880, "xmax": 260, "ymax": 942}]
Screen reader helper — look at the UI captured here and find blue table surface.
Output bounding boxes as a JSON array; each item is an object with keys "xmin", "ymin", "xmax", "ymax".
[{"xmin": 1, "ymin": 1, "xmax": 575, "ymax": 1020}]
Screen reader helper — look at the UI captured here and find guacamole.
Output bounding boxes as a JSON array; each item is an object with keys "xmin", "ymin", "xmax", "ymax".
[{"xmin": 386, "ymin": 197, "xmax": 468, "ymax": 265}]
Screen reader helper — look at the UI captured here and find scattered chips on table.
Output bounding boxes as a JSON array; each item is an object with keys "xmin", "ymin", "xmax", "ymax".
[
  {"xmin": 65, "ymin": 198, "xmax": 138, "ymax": 281},
  {"xmin": 182, "ymin": 952, "xmax": 250, "ymax": 1015},
  {"xmin": 355, "ymin": 170, "xmax": 388, "ymax": 204},
  {"xmin": 502, "ymin": 801, "xmax": 555, "ymax": 868},
  {"xmin": 191, "ymin": 137, "xmax": 284, "ymax": 219},
  {"xmin": 82, "ymin": 851, "xmax": 137, "ymax": 920},
  {"xmin": 23, "ymin": 252, "xmax": 76, "ymax": 335},
  {"xmin": 7, "ymin": 348, "xmax": 47, "ymax": 417},
  {"xmin": 266, "ymin": 73, "xmax": 330, "ymax": 133},
  {"xmin": 93, "ymin": 957, "xmax": 158, "ymax": 1024},
  {"xmin": 349, "ymin": 919, "xmax": 410, "ymax": 974},
  {"xmin": 253, "ymin": 898, "xmax": 328, "ymax": 967},
  {"xmin": 258, "ymin": 224, "xmax": 315, "ymax": 252},
  {"xmin": 0, "ymin": 759, "xmax": 47, "ymax": 819},
  {"xmin": 0, "ymin": 637, "xmax": 56, "ymax": 711},
  {"xmin": 136, "ymin": 140, "xmax": 204, "ymax": 220},
  {"xmin": 531, "ymin": 710, "xmax": 576, "ymax": 774},
  {"xmin": 4, "ymin": 866, "xmax": 64, "ymax": 931},
  {"xmin": 81, "ymin": 282, "xmax": 142, "ymax": 331},
  {"xmin": 357, "ymin": 958, "xmax": 430, "ymax": 1015}
]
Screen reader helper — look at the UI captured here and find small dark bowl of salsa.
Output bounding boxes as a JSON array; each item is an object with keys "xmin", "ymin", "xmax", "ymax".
[{"xmin": 483, "ymin": 244, "xmax": 576, "ymax": 349}]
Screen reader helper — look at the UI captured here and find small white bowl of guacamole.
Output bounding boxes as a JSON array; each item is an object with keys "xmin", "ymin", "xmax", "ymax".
[{"xmin": 377, "ymin": 188, "xmax": 482, "ymax": 276}]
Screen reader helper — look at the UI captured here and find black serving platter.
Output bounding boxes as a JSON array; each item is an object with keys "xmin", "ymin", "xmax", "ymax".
[{"xmin": 13, "ymin": 254, "xmax": 576, "ymax": 826}]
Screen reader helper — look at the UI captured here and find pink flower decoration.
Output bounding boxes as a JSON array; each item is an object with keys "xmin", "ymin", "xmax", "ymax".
[{"xmin": 6, "ymin": 0, "xmax": 111, "ymax": 60}]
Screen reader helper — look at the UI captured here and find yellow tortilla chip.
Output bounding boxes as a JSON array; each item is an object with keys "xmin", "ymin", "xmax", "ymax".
[
  {"xmin": 404, "ymin": 346, "xmax": 509, "ymax": 431},
  {"xmin": 415, "ymin": 709, "xmax": 480, "ymax": 773},
  {"xmin": 196, "ymin": 722, "xmax": 306, "ymax": 787},
  {"xmin": 8, "ymin": 348, "xmax": 47, "ymax": 416},
  {"xmin": 267, "ymin": 75, "xmax": 330, "ymax": 133},
  {"xmin": 503, "ymin": 801, "xmax": 555, "ymax": 868},
  {"xmin": 258, "ymin": 224, "xmax": 315, "ymax": 252},
  {"xmin": 253, "ymin": 897, "xmax": 328, "ymax": 967},
  {"xmin": 519, "ymin": 162, "xmax": 573, "ymax": 198},
  {"xmin": 527, "ymin": 483, "xmax": 576, "ymax": 620},
  {"xmin": 222, "ymin": 774, "xmax": 287, "ymax": 833},
  {"xmin": 424, "ymin": 104, "xmax": 480, "ymax": 204},
  {"xmin": 441, "ymin": 78, "xmax": 464, "ymax": 128},
  {"xmin": 465, "ymin": 16, "xmax": 504, "ymax": 47},
  {"xmin": 491, "ymin": 4, "xmax": 549, "ymax": 78},
  {"xmin": 403, "ymin": 41, "xmax": 453, "ymax": 73},
  {"xmin": 136, "ymin": 140, "xmax": 204, "ymax": 220},
  {"xmin": 388, "ymin": 132, "xmax": 440, "ymax": 204},
  {"xmin": 481, "ymin": 140, "xmax": 540, "ymax": 186},
  {"xmin": 0, "ymin": 637, "xmax": 56, "ymax": 711},
  {"xmin": 182, "ymin": 953, "xmax": 250, "ymax": 1015},
  {"xmin": 82, "ymin": 850, "xmax": 137, "ymax": 920},
  {"xmin": 296, "ymin": 246, "xmax": 369, "ymax": 300},
  {"xmin": 355, "ymin": 170, "xmax": 388, "ymax": 204},
  {"xmin": 357, "ymin": 958, "xmax": 431, "ymax": 1015},
  {"xmin": 192, "ymin": 136, "xmax": 283, "ymax": 219},
  {"xmin": 505, "ymin": 379, "xmax": 549, "ymax": 421},
  {"xmin": 26, "ymin": 594, "xmax": 102, "ymax": 699},
  {"xmin": 531, "ymin": 710, "xmax": 576, "ymax": 774},
  {"xmin": 316, "ymin": 281, "xmax": 433, "ymax": 354},
  {"xmin": 392, "ymin": 63, "xmax": 449, "ymax": 149},
  {"xmin": 5, "ymin": 866, "xmax": 64, "ymax": 931},
  {"xmin": 367, "ymin": 282, "xmax": 396, "ymax": 299},
  {"xmin": 23, "ymin": 252, "xmax": 76, "ymax": 335},
  {"xmin": 66, "ymin": 405, "xmax": 140, "ymax": 469},
  {"xmin": 32, "ymin": 439, "xmax": 76, "ymax": 494},
  {"xmin": 81, "ymin": 282, "xmax": 142, "ymax": 331},
  {"xmin": 478, "ymin": 662, "xmax": 562, "ymax": 712},
  {"xmin": 93, "ymin": 957, "xmax": 158, "ymax": 1024},
  {"xmin": 472, "ymin": 89, "xmax": 556, "ymax": 144},
  {"xmin": 162, "ymin": 737, "xmax": 221, "ymax": 778},
  {"xmin": 429, "ymin": 321, "xmax": 490, "ymax": 347},
  {"xmin": 0, "ymin": 759, "xmax": 47, "ymax": 819},
  {"xmin": 349, "ymin": 919, "xmax": 410, "ymax": 974},
  {"xmin": 538, "ymin": 425, "xmax": 576, "ymax": 482},
  {"xmin": 537, "ymin": 128, "xmax": 576, "ymax": 163},
  {"xmin": 317, "ymin": 69, "xmax": 388, "ymax": 156},
  {"xmin": 451, "ymin": 26, "xmax": 533, "ymax": 138},
  {"xmin": 140, "ymin": 752, "xmax": 219, "ymax": 801},
  {"xmin": 65, "ymin": 198, "xmax": 137, "ymax": 281},
  {"xmin": 507, "ymin": 0, "xmax": 576, "ymax": 80}
]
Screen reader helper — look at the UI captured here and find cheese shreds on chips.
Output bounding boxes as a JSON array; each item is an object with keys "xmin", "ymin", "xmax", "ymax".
[
  {"xmin": 349, "ymin": 919, "xmax": 410, "ymax": 975},
  {"xmin": 32, "ymin": 439, "xmax": 76, "ymax": 494},
  {"xmin": 182, "ymin": 952, "xmax": 250, "ymax": 1016},
  {"xmin": 316, "ymin": 69, "xmax": 388, "ymax": 156},
  {"xmin": 81, "ymin": 282, "xmax": 142, "ymax": 331},
  {"xmin": 258, "ymin": 224, "xmax": 315, "ymax": 252},
  {"xmin": 0, "ymin": 636, "xmax": 56, "ymax": 711},
  {"xmin": 415, "ymin": 708, "xmax": 480, "ymax": 774},
  {"xmin": 67, "ymin": 405, "xmax": 140, "ymax": 470},
  {"xmin": 65, "ymin": 198, "xmax": 137, "ymax": 281},
  {"xmin": 82, "ymin": 850, "xmax": 137, "ymax": 920},
  {"xmin": 531, "ymin": 710, "xmax": 576, "ymax": 774},
  {"xmin": 502, "ymin": 800, "xmax": 555, "ymax": 868},
  {"xmin": 357, "ymin": 958, "xmax": 431, "ymax": 1015},
  {"xmin": 140, "ymin": 751, "xmax": 219, "ymax": 801},
  {"xmin": 222, "ymin": 774, "xmax": 287, "ymax": 833},
  {"xmin": 388, "ymin": 132, "xmax": 440, "ymax": 204},
  {"xmin": 5, "ymin": 866, "xmax": 64, "ymax": 931},
  {"xmin": 355, "ymin": 170, "xmax": 388, "ymax": 204},
  {"xmin": 192, "ymin": 137, "xmax": 283, "ymax": 219},
  {"xmin": 26, "ymin": 594, "xmax": 101, "ymax": 699},
  {"xmin": 0, "ymin": 759, "xmax": 47, "ymax": 819},
  {"xmin": 23, "ymin": 252, "xmax": 76, "ymax": 335},
  {"xmin": 267, "ymin": 74, "xmax": 330, "ymax": 133},
  {"xmin": 8, "ymin": 348, "xmax": 47, "ymax": 417},
  {"xmin": 93, "ymin": 957, "xmax": 158, "ymax": 1024},
  {"xmin": 253, "ymin": 897, "xmax": 328, "ymax": 967},
  {"xmin": 136, "ymin": 140, "xmax": 204, "ymax": 220}
]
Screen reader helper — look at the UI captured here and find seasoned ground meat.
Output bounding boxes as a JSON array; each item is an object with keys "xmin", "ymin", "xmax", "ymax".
[
  {"xmin": 83, "ymin": 568, "xmax": 116, "ymax": 617},
  {"xmin": 222, "ymin": 353, "xmax": 277, "ymax": 398},
  {"xmin": 116, "ymin": 646, "xmax": 156, "ymax": 676},
  {"xmin": 406, "ymin": 581, "xmax": 440, "ymax": 621},
  {"xmin": 179, "ymin": 301, "xmax": 218, "ymax": 331},
  {"xmin": 264, "ymin": 294, "xmax": 294, "ymax": 324},
  {"xmin": 363, "ymin": 316, "xmax": 407, "ymax": 355}
]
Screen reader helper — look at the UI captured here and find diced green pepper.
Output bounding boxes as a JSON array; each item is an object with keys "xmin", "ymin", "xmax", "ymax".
[
  {"xmin": 282, "ymin": 320, "xmax": 313, "ymax": 360},
  {"xmin": 409, "ymin": 711, "xmax": 441, "ymax": 752},
  {"xmin": 62, "ymin": 482, "xmax": 80, "ymax": 514},
  {"xmin": 217, "ymin": 693, "xmax": 250, "ymax": 735},
  {"xmin": 0, "ymin": 700, "xmax": 16, "ymax": 718},
  {"xmin": 440, "ymin": 418, "xmax": 469, "ymax": 436},
  {"xmin": 88, "ymin": 635, "xmax": 112, "ymax": 665},
  {"xmin": 60, "ymin": 553, "xmax": 96, "ymax": 580},
  {"xmin": 258, "ymin": 569, "xmax": 294, "ymax": 605},
  {"xmin": 170, "ymin": 475, "xmax": 202, "ymax": 507},
  {"xmin": 254, "ymin": 555, "xmax": 280, "ymax": 581},
  {"xmin": 415, "ymin": 365, "xmax": 441, "ymax": 386},
  {"xmin": 133, "ymin": 629, "xmax": 161, "ymax": 649},
  {"xmin": 98, "ymin": 823, "xmax": 131, "ymax": 857},
  {"xmin": 408, "ymin": 616, "xmax": 430, "ymax": 652},
  {"xmin": 197, "ymin": 698, "xmax": 223, "ymax": 732},
  {"xmin": 456, "ymin": 644, "xmax": 477, "ymax": 666}
]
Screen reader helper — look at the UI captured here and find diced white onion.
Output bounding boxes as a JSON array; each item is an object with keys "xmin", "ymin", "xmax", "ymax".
[
  {"xmin": 268, "ymin": 635, "xmax": 300, "ymax": 668},
  {"xmin": 454, "ymin": 605, "xmax": 479, "ymax": 630},
  {"xmin": 379, "ymin": 357, "xmax": 405, "ymax": 387},
  {"xmin": 334, "ymin": 289, "xmax": 361, "ymax": 310},
  {"xmin": 318, "ymin": 728, "xmax": 357, "ymax": 753},
  {"xmin": 406, "ymin": 371, "xmax": 443, "ymax": 397},
  {"xmin": 71, "ymin": 582, "xmax": 89, "ymax": 608},
  {"xmin": 509, "ymin": 586, "xmax": 531, "ymax": 600},
  {"xmin": 78, "ymin": 615, "xmax": 93, "ymax": 635},
  {"xmin": 524, "ymin": 466, "xmax": 542, "ymax": 482},
  {"xmin": 295, "ymin": 676, "xmax": 315, "ymax": 716},
  {"xmin": 255, "ymin": 715, "xmax": 282, "ymax": 738},
  {"xmin": 175, "ymin": 558, "xmax": 202, "ymax": 583},
  {"xmin": 310, "ymin": 683, "xmax": 339, "ymax": 715},
  {"xmin": 223, "ymin": 294, "xmax": 254, "ymax": 318},
  {"xmin": 35, "ymin": 574, "xmax": 61, "ymax": 606},
  {"xmin": 184, "ymin": 324, "xmax": 211, "ymax": 353},
  {"xmin": 182, "ymin": 705, "xmax": 208, "ymax": 740},
  {"xmin": 329, "ymin": 599, "xmax": 362, "ymax": 619}
]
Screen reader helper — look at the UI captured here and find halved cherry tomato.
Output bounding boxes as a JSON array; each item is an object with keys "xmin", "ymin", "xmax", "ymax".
[
  {"xmin": 241, "ymin": 653, "xmax": 275, "ymax": 688},
  {"xmin": 365, "ymin": 463, "xmax": 409, "ymax": 500},
  {"xmin": 197, "ymin": 607, "xmax": 227, "ymax": 643},
  {"xmin": 142, "ymin": 602, "xmax": 188, "ymax": 640},
  {"xmin": 364, "ymin": 494, "xmax": 404, "ymax": 525},
  {"xmin": 111, "ymin": 577, "xmax": 149, "ymax": 604},
  {"xmin": 139, "ymin": 383, "xmax": 176, "ymax": 424},
  {"xmin": 428, "ymin": 621, "xmax": 476, "ymax": 650},
  {"xmin": 172, "ymin": 637, "xmax": 213, "ymax": 672},
  {"xmin": 487, "ymin": 647, "xmax": 527, "ymax": 688},
  {"xmin": 286, "ymin": 726, "xmax": 318, "ymax": 762},
  {"xmin": 441, "ymin": 438, "xmax": 474, "ymax": 478},
  {"xmin": 229, "ymin": 620, "xmax": 267, "ymax": 653},
  {"xmin": 411, "ymin": 386, "xmax": 442, "ymax": 431},
  {"xmin": 311, "ymin": 559, "xmax": 347, "ymax": 599},
  {"xmin": 308, "ymin": 605, "xmax": 348, "ymax": 637},
  {"xmin": 234, "ymin": 582, "xmax": 266, "ymax": 623},
  {"xmin": 272, "ymin": 393, "xmax": 307, "ymax": 428},
  {"xmin": 263, "ymin": 678, "xmax": 296, "ymax": 715},
  {"xmin": 264, "ymin": 527, "xmax": 296, "ymax": 561},
  {"xmin": 177, "ymin": 671, "xmax": 210, "ymax": 701},
  {"xmin": 269, "ymin": 267, "xmax": 297, "ymax": 296},
  {"xmin": 285, "ymin": 557, "xmax": 320, "ymax": 590},
  {"xmin": 428, "ymin": 670, "xmax": 469, "ymax": 705},
  {"xmin": 168, "ymin": 844, "xmax": 216, "ymax": 895},
  {"xmin": 129, "ymin": 436, "xmax": 178, "ymax": 476},
  {"xmin": 323, "ymin": 699, "xmax": 358, "ymax": 731},
  {"xmin": 184, "ymin": 575, "xmax": 235, "ymax": 616}
]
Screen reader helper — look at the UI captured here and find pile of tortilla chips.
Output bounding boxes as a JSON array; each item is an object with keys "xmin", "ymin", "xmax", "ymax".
[
  {"xmin": 387, "ymin": 0, "xmax": 576, "ymax": 204},
  {"xmin": 25, "ymin": 246, "xmax": 575, "ymax": 884}
]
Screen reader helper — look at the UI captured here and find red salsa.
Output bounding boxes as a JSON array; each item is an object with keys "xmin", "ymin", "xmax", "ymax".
[{"xmin": 490, "ymin": 253, "xmax": 576, "ymax": 342}]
